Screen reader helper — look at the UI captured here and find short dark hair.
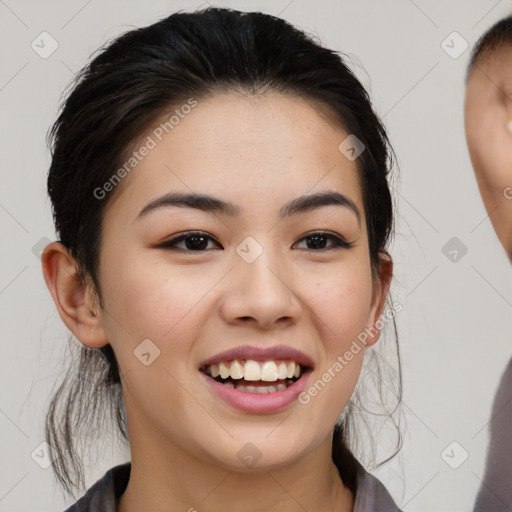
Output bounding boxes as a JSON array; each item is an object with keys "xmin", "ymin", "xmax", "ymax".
[
  {"xmin": 44, "ymin": 6, "xmax": 402, "ymax": 501},
  {"xmin": 466, "ymin": 14, "xmax": 512, "ymax": 81}
]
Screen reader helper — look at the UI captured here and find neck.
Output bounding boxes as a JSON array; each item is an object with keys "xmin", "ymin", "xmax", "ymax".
[{"xmin": 118, "ymin": 421, "xmax": 354, "ymax": 512}]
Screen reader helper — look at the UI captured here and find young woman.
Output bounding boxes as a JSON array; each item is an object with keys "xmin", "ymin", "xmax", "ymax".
[{"xmin": 41, "ymin": 7, "xmax": 403, "ymax": 511}]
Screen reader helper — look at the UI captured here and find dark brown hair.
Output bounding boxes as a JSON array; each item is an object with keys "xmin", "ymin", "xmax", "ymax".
[{"xmin": 44, "ymin": 6, "xmax": 402, "ymax": 500}]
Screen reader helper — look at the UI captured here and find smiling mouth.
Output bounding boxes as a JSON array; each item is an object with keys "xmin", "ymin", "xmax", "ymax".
[{"xmin": 200, "ymin": 359, "xmax": 311, "ymax": 393}]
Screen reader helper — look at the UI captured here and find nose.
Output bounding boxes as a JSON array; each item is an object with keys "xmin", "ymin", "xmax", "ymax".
[{"xmin": 219, "ymin": 243, "xmax": 301, "ymax": 329}]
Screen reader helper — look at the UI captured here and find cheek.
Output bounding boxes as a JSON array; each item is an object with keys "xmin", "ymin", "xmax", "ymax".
[
  {"xmin": 101, "ymin": 252, "xmax": 215, "ymax": 352},
  {"xmin": 467, "ymin": 101, "xmax": 512, "ymax": 188},
  {"xmin": 298, "ymin": 273, "xmax": 370, "ymax": 425},
  {"xmin": 303, "ymin": 264, "xmax": 374, "ymax": 347}
]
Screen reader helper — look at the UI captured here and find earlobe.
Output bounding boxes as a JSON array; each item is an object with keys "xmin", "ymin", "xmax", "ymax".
[
  {"xmin": 41, "ymin": 241, "xmax": 109, "ymax": 348},
  {"xmin": 365, "ymin": 252, "xmax": 393, "ymax": 347}
]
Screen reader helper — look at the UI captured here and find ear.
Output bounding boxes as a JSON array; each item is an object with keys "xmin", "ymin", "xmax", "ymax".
[
  {"xmin": 41, "ymin": 241, "xmax": 109, "ymax": 348},
  {"xmin": 364, "ymin": 251, "xmax": 393, "ymax": 348}
]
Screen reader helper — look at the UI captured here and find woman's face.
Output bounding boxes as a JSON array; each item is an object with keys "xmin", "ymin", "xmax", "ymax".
[
  {"xmin": 465, "ymin": 44, "xmax": 512, "ymax": 258},
  {"xmin": 93, "ymin": 92, "xmax": 390, "ymax": 471}
]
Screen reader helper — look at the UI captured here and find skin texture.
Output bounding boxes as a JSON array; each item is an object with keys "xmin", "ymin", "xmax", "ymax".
[
  {"xmin": 464, "ymin": 44, "xmax": 512, "ymax": 259},
  {"xmin": 465, "ymin": 42, "xmax": 512, "ymax": 512},
  {"xmin": 41, "ymin": 92, "xmax": 392, "ymax": 512}
]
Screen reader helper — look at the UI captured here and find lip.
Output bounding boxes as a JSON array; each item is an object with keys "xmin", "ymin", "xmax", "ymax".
[
  {"xmin": 199, "ymin": 344, "xmax": 315, "ymax": 369},
  {"xmin": 199, "ymin": 367, "xmax": 314, "ymax": 413}
]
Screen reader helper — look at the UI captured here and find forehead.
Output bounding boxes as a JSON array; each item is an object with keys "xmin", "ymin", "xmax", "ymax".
[{"xmin": 104, "ymin": 91, "xmax": 364, "ymax": 221}]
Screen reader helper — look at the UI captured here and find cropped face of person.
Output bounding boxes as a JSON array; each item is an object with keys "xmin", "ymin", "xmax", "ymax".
[
  {"xmin": 43, "ymin": 91, "xmax": 391, "ymax": 508},
  {"xmin": 465, "ymin": 44, "xmax": 512, "ymax": 258}
]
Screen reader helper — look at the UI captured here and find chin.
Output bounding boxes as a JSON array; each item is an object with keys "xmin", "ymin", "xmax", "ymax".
[{"xmin": 204, "ymin": 437, "xmax": 307, "ymax": 472}]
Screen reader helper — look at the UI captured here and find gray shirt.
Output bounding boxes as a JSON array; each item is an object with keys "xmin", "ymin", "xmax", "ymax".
[
  {"xmin": 473, "ymin": 356, "xmax": 512, "ymax": 511},
  {"xmin": 62, "ymin": 462, "xmax": 403, "ymax": 511}
]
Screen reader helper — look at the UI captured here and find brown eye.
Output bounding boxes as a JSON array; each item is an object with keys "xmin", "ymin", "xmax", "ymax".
[
  {"xmin": 158, "ymin": 232, "xmax": 222, "ymax": 251},
  {"xmin": 294, "ymin": 232, "xmax": 354, "ymax": 251}
]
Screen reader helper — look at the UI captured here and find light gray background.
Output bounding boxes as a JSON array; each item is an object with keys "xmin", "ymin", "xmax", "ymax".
[{"xmin": 1, "ymin": 0, "xmax": 512, "ymax": 510}]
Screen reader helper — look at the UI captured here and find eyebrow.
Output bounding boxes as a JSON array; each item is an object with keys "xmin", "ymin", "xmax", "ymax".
[{"xmin": 134, "ymin": 191, "xmax": 361, "ymax": 224}]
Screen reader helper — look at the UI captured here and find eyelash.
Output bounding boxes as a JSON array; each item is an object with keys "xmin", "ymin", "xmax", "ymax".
[{"xmin": 157, "ymin": 230, "xmax": 355, "ymax": 252}]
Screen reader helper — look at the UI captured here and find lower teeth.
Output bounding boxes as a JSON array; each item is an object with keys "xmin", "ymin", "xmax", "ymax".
[{"xmin": 222, "ymin": 379, "xmax": 296, "ymax": 393}]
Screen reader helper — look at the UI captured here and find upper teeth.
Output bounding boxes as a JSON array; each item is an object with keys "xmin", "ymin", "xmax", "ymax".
[{"xmin": 205, "ymin": 360, "xmax": 301, "ymax": 381}]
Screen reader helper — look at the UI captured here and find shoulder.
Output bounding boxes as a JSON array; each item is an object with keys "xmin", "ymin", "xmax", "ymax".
[
  {"xmin": 61, "ymin": 462, "xmax": 131, "ymax": 512},
  {"xmin": 354, "ymin": 464, "xmax": 403, "ymax": 512},
  {"xmin": 472, "ymin": 356, "xmax": 512, "ymax": 510}
]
